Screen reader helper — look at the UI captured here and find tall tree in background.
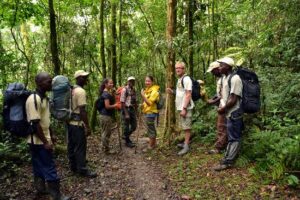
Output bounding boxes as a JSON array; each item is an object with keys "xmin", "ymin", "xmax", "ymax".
[
  {"xmin": 187, "ymin": 0, "xmax": 194, "ymax": 76},
  {"xmin": 118, "ymin": 0, "xmax": 123, "ymax": 86},
  {"xmin": 164, "ymin": 0, "xmax": 177, "ymax": 143},
  {"xmin": 110, "ymin": 0, "xmax": 117, "ymax": 84},
  {"xmin": 48, "ymin": 0, "xmax": 60, "ymax": 75},
  {"xmin": 100, "ymin": 0, "xmax": 107, "ymax": 78}
]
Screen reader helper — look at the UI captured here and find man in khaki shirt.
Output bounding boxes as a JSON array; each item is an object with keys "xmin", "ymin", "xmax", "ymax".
[
  {"xmin": 26, "ymin": 72, "xmax": 69, "ymax": 200},
  {"xmin": 67, "ymin": 70, "xmax": 97, "ymax": 178}
]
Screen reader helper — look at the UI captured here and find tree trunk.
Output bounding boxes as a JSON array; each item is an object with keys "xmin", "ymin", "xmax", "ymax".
[
  {"xmin": 187, "ymin": 0, "xmax": 194, "ymax": 76},
  {"xmin": 212, "ymin": 0, "xmax": 218, "ymax": 60},
  {"xmin": 118, "ymin": 0, "xmax": 123, "ymax": 86},
  {"xmin": 48, "ymin": 0, "xmax": 60, "ymax": 75},
  {"xmin": 111, "ymin": 1, "xmax": 117, "ymax": 85},
  {"xmin": 163, "ymin": 0, "xmax": 177, "ymax": 145},
  {"xmin": 100, "ymin": 0, "xmax": 107, "ymax": 78}
]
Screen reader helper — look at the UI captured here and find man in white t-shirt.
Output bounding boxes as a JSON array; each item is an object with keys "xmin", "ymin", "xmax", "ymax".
[
  {"xmin": 167, "ymin": 61, "xmax": 194, "ymax": 156},
  {"xmin": 213, "ymin": 57, "xmax": 244, "ymax": 171}
]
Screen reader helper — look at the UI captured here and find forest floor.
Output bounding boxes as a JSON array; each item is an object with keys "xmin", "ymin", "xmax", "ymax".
[{"xmin": 1, "ymin": 116, "xmax": 300, "ymax": 200}]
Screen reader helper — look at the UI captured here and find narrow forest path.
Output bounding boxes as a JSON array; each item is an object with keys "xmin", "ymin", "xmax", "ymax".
[{"xmin": 1, "ymin": 117, "xmax": 179, "ymax": 200}]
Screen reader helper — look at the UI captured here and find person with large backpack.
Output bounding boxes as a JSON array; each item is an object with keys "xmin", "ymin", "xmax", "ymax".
[
  {"xmin": 213, "ymin": 57, "xmax": 245, "ymax": 171},
  {"xmin": 140, "ymin": 75, "xmax": 160, "ymax": 150},
  {"xmin": 206, "ymin": 61, "xmax": 228, "ymax": 154},
  {"xmin": 67, "ymin": 70, "xmax": 97, "ymax": 178},
  {"xmin": 25, "ymin": 72, "xmax": 69, "ymax": 200},
  {"xmin": 166, "ymin": 61, "xmax": 195, "ymax": 156},
  {"xmin": 120, "ymin": 76, "xmax": 138, "ymax": 148},
  {"xmin": 96, "ymin": 78, "xmax": 118, "ymax": 154}
]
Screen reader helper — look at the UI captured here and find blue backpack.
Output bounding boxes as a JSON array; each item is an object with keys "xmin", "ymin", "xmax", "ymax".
[
  {"xmin": 2, "ymin": 83, "xmax": 36, "ymax": 137},
  {"xmin": 50, "ymin": 75, "xmax": 74, "ymax": 121}
]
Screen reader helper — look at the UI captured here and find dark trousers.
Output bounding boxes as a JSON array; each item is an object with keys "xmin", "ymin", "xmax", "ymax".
[
  {"xmin": 30, "ymin": 145, "xmax": 59, "ymax": 182},
  {"xmin": 67, "ymin": 124, "xmax": 87, "ymax": 172},
  {"xmin": 223, "ymin": 110, "xmax": 244, "ymax": 165},
  {"xmin": 121, "ymin": 107, "xmax": 137, "ymax": 139},
  {"xmin": 215, "ymin": 113, "xmax": 227, "ymax": 150}
]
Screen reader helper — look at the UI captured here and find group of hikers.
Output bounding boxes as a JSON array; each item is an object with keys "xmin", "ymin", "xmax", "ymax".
[{"xmin": 3, "ymin": 56, "xmax": 258, "ymax": 199}]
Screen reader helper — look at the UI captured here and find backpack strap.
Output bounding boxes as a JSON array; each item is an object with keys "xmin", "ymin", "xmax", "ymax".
[{"xmin": 181, "ymin": 75, "xmax": 188, "ymax": 89}]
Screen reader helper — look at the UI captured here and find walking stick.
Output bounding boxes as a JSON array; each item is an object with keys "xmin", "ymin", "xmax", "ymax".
[
  {"xmin": 117, "ymin": 116, "xmax": 122, "ymax": 151},
  {"xmin": 134, "ymin": 107, "xmax": 142, "ymax": 154}
]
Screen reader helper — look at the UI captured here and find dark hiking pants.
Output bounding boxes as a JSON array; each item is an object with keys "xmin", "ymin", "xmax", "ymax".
[
  {"xmin": 67, "ymin": 124, "xmax": 87, "ymax": 172},
  {"xmin": 121, "ymin": 107, "xmax": 137, "ymax": 140},
  {"xmin": 30, "ymin": 144, "xmax": 59, "ymax": 182}
]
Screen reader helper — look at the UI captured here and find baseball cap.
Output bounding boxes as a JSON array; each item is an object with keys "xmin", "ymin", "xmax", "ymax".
[
  {"xmin": 206, "ymin": 61, "xmax": 220, "ymax": 73},
  {"xmin": 217, "ymin": 57, "xmax": 235, "ymax": 67},
  {"xmin": 74, "ymin": 70, "xmax": 89, "ymax": 79},
  {"xmin": 127, "ymin": 76, "xmax": 135, "ymax": 81}
]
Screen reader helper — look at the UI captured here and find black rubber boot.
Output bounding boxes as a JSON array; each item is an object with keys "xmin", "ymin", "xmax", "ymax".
[
  {"xmin": 34, "ymin": 176, "xmax": 48, "ymax": 195},
  {"xmin": 48, "ymin": 180, "xmax": 70, "ymax": 200}
]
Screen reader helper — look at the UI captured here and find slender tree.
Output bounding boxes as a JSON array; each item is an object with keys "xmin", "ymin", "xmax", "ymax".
[
  {"xmin": 48, "ymin": 0, "xmax": 61, "ymax": 75},
  {"xmin": 111, "ymin": 0, "xmax": 117, "ymax": 84},
  {"xmin": 118, "ymin": 0, "xmax": 122, "ymax": 86},
  {"xmin": 100, "ymin": 0, "xmax": 107, "ymax": 78},
  {"xmin": 187, "ymin": 0, "xmax": 194, "ymax": 76},
  {"xmin": 164, "ymin": 0, "xmax": 177, "ymax": 144}
]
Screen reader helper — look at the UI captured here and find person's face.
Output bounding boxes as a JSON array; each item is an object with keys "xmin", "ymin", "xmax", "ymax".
[
  {"xmin": 219, "ymin": 63, "xmax": 230, "ymax": 74},
  {"xmin": 79, "ymin": 75, "xmax": 89, "ymax": 86},
  {"xmin": 128, "ymin": 80, "xmax": 135, "ymax": 87},
  {"xmin": 175, "ymin": 64, "xmax": 185, "ymax": 76},
  {"xmin": 40, "ymin": 76, "xmax": 52, "ymax": 92},
  {"xmin": 106, "ymin": 79, "xmax": 114, "ymax": 89},
  {"xmin": 211, "ymin": 68, "xmax": 221, "ymax": 77},
  {"xmin": 145, "ymin": 77, "xmax": 153, "ymax": 88}
]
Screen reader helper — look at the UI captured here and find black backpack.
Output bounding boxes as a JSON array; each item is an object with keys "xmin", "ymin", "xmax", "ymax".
[
  {"xmin": 181, "ymin": 75, "xmax": 202, "ymax": 101},
  {"xmin": 228, "ymin": 67, "xmax": 260, "ymax": 113},
  {"xmin": 2, "ymin": 83, "xmax": 36, "ymax": 137}
]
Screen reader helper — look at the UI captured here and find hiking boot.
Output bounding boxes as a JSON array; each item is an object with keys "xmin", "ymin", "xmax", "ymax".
[
  {"xmin": 177, "ymin": 143, "xmax": 184, "ymax": 149},
  {"xmin": 47, "ymin": 181, "xmax": 70, "ymax": 200},
  {"xmin": 208, "ymin": 149, "xmax": 221, "ymax": 154},
  {"xmin": 213, "ymin": 164, "xmax": 232, "ymax": 171},
  {"xmin": 125, "ymin": 138, "xmax": 135, "ymax": 148},
  {"xmin": 177, "ymin": 144, "xmax": 189, "ymax": 156},
  {"xmin": 125, "ymin": 141, "xmax": 135, "ymax": 148},
  {"xmin": 34, "ymin": 176, "xmax": 48, "ymax": 195},
  {"xmin": 79, "ymin": 169, "xmax": 97, "ymax": 178}
]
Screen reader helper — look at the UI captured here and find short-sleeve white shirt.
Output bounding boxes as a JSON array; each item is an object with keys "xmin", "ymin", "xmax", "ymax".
[{"xmin": 175, "ymin": 75, "xmax": 194, "ymax": 111}]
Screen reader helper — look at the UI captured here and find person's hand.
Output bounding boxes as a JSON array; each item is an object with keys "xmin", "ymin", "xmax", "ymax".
[
  {"xmin": 51, "ymin": 134, "xmax": 57, "ymax": 145},
  {"xmin": 217, "ymin": 107, "xmax": 225, "ymax": 114},
  {"xmin": 44, "ymin": 142, "xmax": 53, "ymax": 151},
  {"xmin": 86, "ymin": 127, "xmax": 92, "ymax": 136},
  {"xmin": 125, "ymin": 114, "xmax": 130, "ymax": 120},
  {"xmin": 180, "ymin": 109, "xmax": 187, "ymax": 118},
  {"xmin": 207, "ymin": 99, "xmax": 215, "ymax": 105},
  {"xmin": 141, "ymin": 89, "xmax": 145, "ymax": 97},
  {"xmin": 166, "ymin": 88, "xmax": 173, "ymax": 94}
]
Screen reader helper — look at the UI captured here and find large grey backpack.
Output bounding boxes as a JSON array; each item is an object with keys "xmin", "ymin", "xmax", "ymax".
[{"xmin": 50, "ymin": 75, "xmax": 73, "ymax": 121}]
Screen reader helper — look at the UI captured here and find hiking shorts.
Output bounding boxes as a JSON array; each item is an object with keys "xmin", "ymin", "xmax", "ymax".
[
  {"xmin": 145, "ymin": 114, "xmax": 157, "ymax": 139},
  {"xmin": 178, "ymin": 109, "xmax": 192, "ymax": 130}
]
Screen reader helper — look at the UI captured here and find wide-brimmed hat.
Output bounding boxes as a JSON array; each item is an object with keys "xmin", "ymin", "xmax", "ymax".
[
  {"xmin": 74, "ymin": 70, "xmax": 89, "ymax": 78},
  {"xmin": 217, "ymin": 57, "xmax": 235, "ymax": 67},
  {"xmin": 127, "ymin": 76, "xmax": 135, "ymax": 81},
  {"xmin": 207, "ymin": 61, "xmax": 220, "ymax": 73}
]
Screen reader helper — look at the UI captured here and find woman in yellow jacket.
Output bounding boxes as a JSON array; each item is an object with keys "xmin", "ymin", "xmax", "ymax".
[{"xmin": 141, "ymin": 75, "xmax": 160, "ymax": 149}]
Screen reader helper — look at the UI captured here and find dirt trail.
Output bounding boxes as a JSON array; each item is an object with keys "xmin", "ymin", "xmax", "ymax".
[{"xmin": 1, "ymin": 121, "xmax": 179, "ymax": 200}]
